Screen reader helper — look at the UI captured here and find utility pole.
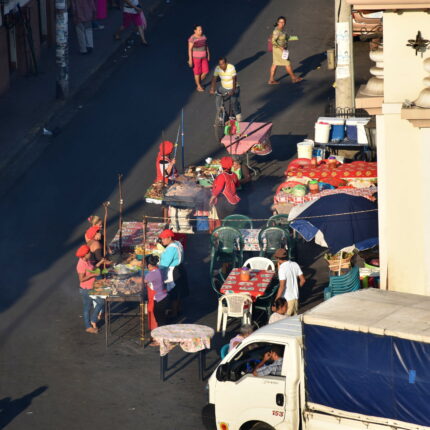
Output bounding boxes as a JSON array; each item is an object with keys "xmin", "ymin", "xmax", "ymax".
[
  {"xmin": 335, "ymin": 0, "xmax": 355, "ymax": 110},
  {"xmin": 55, "ymin": 0, "xmax": 69, "ymax": 99}
]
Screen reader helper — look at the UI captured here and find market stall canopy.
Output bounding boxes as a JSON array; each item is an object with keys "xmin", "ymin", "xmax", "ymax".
[{"xmin": 289, "ymin": 194, "xmax": 378, "ymax": 253}]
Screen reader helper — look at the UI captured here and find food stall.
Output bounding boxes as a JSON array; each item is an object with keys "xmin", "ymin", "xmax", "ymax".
[{"xmin": 273, "ymin": 160, "xmax": 378, "ymax": 215}]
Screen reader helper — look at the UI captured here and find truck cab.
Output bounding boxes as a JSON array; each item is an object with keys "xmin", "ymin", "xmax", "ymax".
[{"xmin": 208, "ymin": 317, "xmax": 303, "ymax": 430}]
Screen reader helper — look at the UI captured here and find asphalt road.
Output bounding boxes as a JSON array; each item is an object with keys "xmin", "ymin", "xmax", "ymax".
[{"xmin": 0, "ymin": 0, "xmax": 333, "ymax": 428}]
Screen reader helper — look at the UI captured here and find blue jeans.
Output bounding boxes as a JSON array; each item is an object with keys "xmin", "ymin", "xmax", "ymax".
[
  {"xmin": 79, "ymin": 288, "xmax": 104, "ymax": 329},
  {"xmin": 216, "ymin": 86, "xmax": 241, "ymax": 116}
]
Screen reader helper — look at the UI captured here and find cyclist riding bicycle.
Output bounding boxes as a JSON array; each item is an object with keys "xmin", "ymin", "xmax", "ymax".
[{"xmin": 210, "ymin": 57, "xmax": 242, "ymax": 122}]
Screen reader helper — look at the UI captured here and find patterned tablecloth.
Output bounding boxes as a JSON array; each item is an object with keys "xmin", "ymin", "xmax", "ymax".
[
  {"xmin": 221, "ymin": 122, "xmax": 273, "ymax": 155},
  {"xmin": 151, "ymin": 324, "xmax": 215, "ymax": 356},
  {"xmin": 109, "ymin": 221, "xmax": 165, "ymax": 254},
  {"xmin": 220, "ymin": 268, "xmax": 275, "ymax": 300},
  {"xmin": 239, "ymin": 229, "xmax": 260, "ymax": 251},
  {"xmin": 274, "ymin": 186, "xmax": 378, "ymax": 206}
]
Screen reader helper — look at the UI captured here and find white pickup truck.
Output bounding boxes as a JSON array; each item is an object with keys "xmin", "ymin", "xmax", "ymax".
[{"xmin": 208, "ymin": 289, "xmax": 430, "ymax": 430}]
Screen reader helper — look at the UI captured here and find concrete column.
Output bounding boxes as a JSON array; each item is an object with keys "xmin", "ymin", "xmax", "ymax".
[
  {"xmin": 420, "ymin": 128, "xmax": 430, "ymax": 296},
  {"xmin": 335, "ymin": 0, "xmax": 355, "ymax": 109}
]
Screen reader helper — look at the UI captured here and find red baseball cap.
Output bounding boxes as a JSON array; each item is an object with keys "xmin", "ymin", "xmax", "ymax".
[
  {"xmin": 159, "ymin": 229, "xmax": 175, "ymax": 239},
  {"xmin": 221, "ymin": 156, "xmax": 233, "ymax": 170},
  {"xmin": 76, "ymin": 245, "xmax": 90, "ymax": 258},
  {"xmin": 86, "ymin": 225, "xmax": 101, "ymax": 240}
]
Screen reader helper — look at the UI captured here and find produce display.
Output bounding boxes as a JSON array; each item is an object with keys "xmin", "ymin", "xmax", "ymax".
[
  {"xmin": 250, "ymin": 140, "xmax": 272, "ymax": 155},
  {"xmin": 90, "ymin": 275, "xmax": 143, "ymax": 297},
  {"xmin": 144, "ymin": 182, "xmax": 165, "ymax": 204}
]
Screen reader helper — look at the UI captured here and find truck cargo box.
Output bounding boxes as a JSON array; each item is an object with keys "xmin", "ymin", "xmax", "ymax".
[{"xmin": 302, "ymin": 289, "xmax": 430, "ymax": 428}]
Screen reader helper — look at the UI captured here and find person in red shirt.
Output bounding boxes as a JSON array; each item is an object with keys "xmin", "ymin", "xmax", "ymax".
[
  {"xmin": 155, "ymin": 140, "xmax": 177, "ymax": 184},
  {"xmin": 209, "ymin": 156, "xmax": 240, "ymax": 220},
  {"xmin": 75, "ymin": 245, "xmax": 106, "ymax": 334}
]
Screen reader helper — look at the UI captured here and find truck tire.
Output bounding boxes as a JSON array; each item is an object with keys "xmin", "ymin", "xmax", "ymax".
[{"xmin": 250, "ymin": 423, "xmax": 274, "ymax": 430}]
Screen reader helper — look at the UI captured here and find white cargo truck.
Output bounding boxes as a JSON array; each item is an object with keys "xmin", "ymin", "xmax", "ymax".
[{"xmin": 208, "ymin": 289, "xmax": 430, "ymax": 430}]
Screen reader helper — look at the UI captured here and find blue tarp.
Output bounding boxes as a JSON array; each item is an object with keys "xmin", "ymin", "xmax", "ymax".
[{"xmin": 303, "ymin": 324, "xmax": 430, "ymax": 427}]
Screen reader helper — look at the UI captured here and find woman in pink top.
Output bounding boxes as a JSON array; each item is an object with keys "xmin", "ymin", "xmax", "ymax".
[
  {"xmin": 76, "ymin": 245, "xmax": 106, "ymax": 334},
  {"xmin": 188, "ymin": 25, "xmax": 210, "ymax": 92}
]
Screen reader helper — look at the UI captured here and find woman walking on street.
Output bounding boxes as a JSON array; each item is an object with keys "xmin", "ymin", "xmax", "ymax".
[
  {"xmin": 188, "ymin": 25, "xmax": 210, "ymax": 92},
  {"xmin": 114, "ymin": 0, "xmax": 148, "ymax": 45},
  {"xmin": 268, "ymin": 16, "xmax": 302, "ymax": 84}
]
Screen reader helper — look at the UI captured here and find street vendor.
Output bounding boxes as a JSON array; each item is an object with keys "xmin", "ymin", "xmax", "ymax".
[
  {"xmin": 232, "ymin": 154, "xmax": 251, "ymax": 189},
  {"xmin": 85, "ymin": 225, "xmax": 112, "ymax": 266},
  {"xmin": 84, "ymin": 215, "xmax": 102, "ymax": 242},
  {"xmin": 144, "ymin": 254, "xmax": 169, "ymax": 342},
  {"xmin": 155, "ymin": 140, "xmax": 178, "ymax": 184},
  {"xmin": 158, "ymin": 229, "xmax": 189, "ymax": 317},
  {"xmin": 209, "ymin": 156, "xmax": 240, "ymax": 220},
  {"xmin": 75, "ymin": 245, "xmax": 106, "ymax": 334}
]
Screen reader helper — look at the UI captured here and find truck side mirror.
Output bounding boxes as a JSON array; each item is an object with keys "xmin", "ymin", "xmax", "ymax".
[{"xmin": 216, "ymin": 363, "xmax": 230, "ymax": 381}]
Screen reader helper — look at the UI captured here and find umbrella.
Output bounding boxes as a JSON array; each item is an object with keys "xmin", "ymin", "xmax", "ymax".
[{"xmin": 289, "ymin": 193, "xmax": 378, "ymax": 253}]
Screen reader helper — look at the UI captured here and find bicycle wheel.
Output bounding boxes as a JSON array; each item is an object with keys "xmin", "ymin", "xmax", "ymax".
[{"xmin": 214, "ymin": 107, "xmax": 226, "ymax": 142}]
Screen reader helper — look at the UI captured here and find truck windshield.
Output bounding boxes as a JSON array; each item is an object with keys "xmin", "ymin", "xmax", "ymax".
[{"xmin": 228, "ymin": 342, "xmax": 285, "ymax": 381}]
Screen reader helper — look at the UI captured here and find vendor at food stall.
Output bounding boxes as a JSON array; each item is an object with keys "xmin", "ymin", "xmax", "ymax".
[
  {"xmin": 232, "ymin": 155, "xmax": 251, "ymax": 189},
  {"xmin": 85, "ymin": 215, "xmax": 103, "ymax": 242},
  {"xmin": 209, "ymin": 156, "xmax": 240, "ymax": 220},
  {"xmin": 144, "ymin": 254, "xmax": 169, "ymax": 342},
  {"xmin": 158, "ymin": 229, "xmax": 189, "ymax": 317},
  {"xmin": 155, "ymin": 140, "xmax": 178, "ymax": 184},
  {"xmin": 75, "ymin": 245, "xmax": 107, "ymax": 334},
  {"xmin": 85, "ymin": 225, "xmax": 112, "ymax": 266}
]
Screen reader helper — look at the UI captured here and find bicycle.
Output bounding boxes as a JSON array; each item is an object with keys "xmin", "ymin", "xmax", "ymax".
[{"xmin": 213, "ymin": 91, "xmax": 236, "ymax": 142}]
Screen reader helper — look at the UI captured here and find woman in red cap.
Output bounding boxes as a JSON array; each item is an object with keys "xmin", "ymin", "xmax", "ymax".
[
  {"xmin": 155, "ymin": 140, "xmax": 177, "ymax": 184},
  {"xmin": 159, "ymin": 229, "xmax": 188, "ymax": 317},
  {"xmin": 75, "ymin": 245, "xmax": 106, "ymax": 334},
  {"xmin": 209, "ymin": 156, "xmax": 240, "ymax": 220}
]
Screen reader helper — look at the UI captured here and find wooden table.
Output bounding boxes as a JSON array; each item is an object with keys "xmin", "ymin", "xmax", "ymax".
[
  {"xmin": 151, "ymin": 324, "xmax": 215, "ymax": 381},
  {"xmin": 220, "ymin": 268, "xmax": 275, "ymax": 300},
  {"xmin": 89, "ymin": 277, "xmax": 146, "ymax": 347}
]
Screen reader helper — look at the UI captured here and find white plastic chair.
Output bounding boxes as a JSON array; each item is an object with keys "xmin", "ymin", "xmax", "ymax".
[
  {"xmin": 243, "ymin": 257, "xmax": 275, "ymax": 271},
  {"xmin": 216, "ymin": 293, "xmax": 253, "ymax": 337}
]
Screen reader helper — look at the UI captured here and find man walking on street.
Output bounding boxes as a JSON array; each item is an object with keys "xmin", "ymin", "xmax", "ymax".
[
  {"xmin": 210, "ymin": 57, "xmax": 242, "ymax": 121},
  {"xmin": 274, "ymin": 248, "xmax": 305, "ymax": 316},
  {"xmin": 71, "ymin": 0, "xmax": 96, "ymax": 54}
]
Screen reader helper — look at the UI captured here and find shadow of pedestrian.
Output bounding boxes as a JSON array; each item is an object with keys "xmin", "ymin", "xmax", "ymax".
[
  {"xmin": 235, "ymin": 50, "xmax": 266, "ymax": 73},
  {"xmin": 0, "ymin": 386, "xmax": 48, "ymax": 429},
  {"xmin": 294, "ymin": 52, "xmax": 327, "ymax": 78}
]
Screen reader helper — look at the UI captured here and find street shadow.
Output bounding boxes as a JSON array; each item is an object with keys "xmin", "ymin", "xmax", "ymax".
[
  {"xmin": 294, "ymin": 52, "xmax": 327, "ymax": 78},
  {"xmin": 235, "ymin": 51, "xmax": 266, "ymax": 73},
  {"xmin": 0, "ymin": 386, "xmax": 48, "ymax": 429}
]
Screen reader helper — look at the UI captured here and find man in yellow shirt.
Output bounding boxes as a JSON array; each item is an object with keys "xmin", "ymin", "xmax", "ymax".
[{"xmin": 210, "ymin": 57, "xmax": 242, "ymax": 121}]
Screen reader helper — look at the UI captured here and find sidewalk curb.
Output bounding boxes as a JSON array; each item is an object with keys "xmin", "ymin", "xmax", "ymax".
[{"xmin": 0, "ymin": 0, "xmax": 169, "ymax": 196}]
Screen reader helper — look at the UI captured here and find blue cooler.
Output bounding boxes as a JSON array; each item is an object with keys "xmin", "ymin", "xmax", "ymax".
[{"xmin": 330, "ymin": 124, "xmax": 345, "ymax": 142}]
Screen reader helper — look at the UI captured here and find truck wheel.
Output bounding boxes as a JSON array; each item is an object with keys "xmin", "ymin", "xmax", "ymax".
[{"xmin": 250, "ymin": 423, "xmax": 274, "ymax": 430}]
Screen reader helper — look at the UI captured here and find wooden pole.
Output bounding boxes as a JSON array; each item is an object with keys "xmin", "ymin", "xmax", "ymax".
[
  {"xmin": 102, "ymin": 201, "xmax": 110, "ymax": 271},
  {"xmin": 140, "ymin": 216, "xmax": 148, "ymax": 343},
  {"xmin": 118, "ymin": 173, "xmax": 124, "ymax": 255},
  {"xmin": 181, "ymin": 109, "xmax": 185, "ymax": 173}
]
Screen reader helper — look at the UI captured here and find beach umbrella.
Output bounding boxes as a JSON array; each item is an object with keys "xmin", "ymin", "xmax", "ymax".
[{"xmin": 289, "ymin": 194, "xmax": 378, "ymax": 253}]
